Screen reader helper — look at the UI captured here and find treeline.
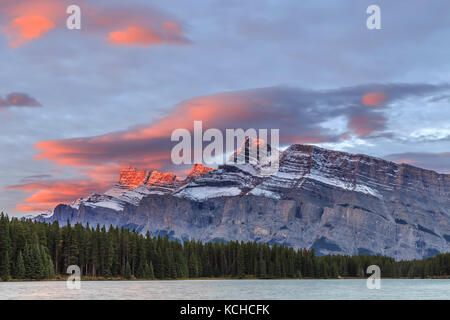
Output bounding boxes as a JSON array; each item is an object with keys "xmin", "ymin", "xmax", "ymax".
[{"xmin": 0, "ymin": 213, "xmax": 449, "ymax": 281}]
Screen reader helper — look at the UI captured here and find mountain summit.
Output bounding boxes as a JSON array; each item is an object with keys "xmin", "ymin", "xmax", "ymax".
[{"xmin": 37, "ymin": 144, "xmax": 450, "ymax": 260}]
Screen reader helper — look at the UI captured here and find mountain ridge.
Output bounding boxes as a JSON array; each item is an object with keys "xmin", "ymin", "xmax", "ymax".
[{"xmin": 33, "ymin": 143, "xmax": 450, "ymax": 260}]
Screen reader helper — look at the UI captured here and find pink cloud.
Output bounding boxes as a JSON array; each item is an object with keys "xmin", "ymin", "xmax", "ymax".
[
  {"xmin": 0, "ymin": 92, "xmax": 41, "ymax": 107},
  {"xmin": 385, "ymin": 152, "xmax": 450, "ymax": 174},
  {"xmin": 0, "ymin": 0, "xmax": 64, "ymax": 47},
  {"xmin": 362, "ymin": 92, "xmax": 388, "ymax": 107},
  {"xmin": 0, "ymin": 0, "xmax": 190, "ymax": 48},
  {"xmin": 108, "ymin": 26, "xmax": 165, "ymax": 47},
  {"xmin": 348, "ymin": 114, "xmax": 386, "ymax": 137},
  {"xmin": 7, "ymin": 180, "xmax": 110, "ymax": 212},
  {"xmin": 108, "ymin": 21, "xmax": 188, "ymax": 47}
]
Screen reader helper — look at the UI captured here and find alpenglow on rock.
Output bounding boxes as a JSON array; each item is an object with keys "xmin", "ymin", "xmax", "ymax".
[{"xmin": 36, "ymin": 143, "xmax": 450, "ymax": 260}]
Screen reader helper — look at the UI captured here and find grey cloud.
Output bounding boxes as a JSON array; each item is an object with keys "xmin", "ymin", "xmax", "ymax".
[
  {"xmin": 385, "ymin": 152, "xmax": 450, "ymax": 174},
  {"xmin": 20, "ymin": 174, "xmax": 53, "ymax": 182},
  {"xmin": 428, "ymin": 95, "xmax": 450, "ymax": 103},
  {"xmin": 0, "ymin": 93, "xmax": 41, "ymax": 108}
]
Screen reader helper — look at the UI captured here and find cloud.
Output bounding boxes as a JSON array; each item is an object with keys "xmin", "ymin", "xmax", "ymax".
[
  {"xmin": 20, "ymin": 174, "xmax": 52, "ymax": 182},
  {"xmin": 0, "ymin": 0, "xmax": 64, "ymax": 47},
  {"xmin": 428, "ymin": 94, "xmax": 450, "ymax": 103},
  {"xmin": 362, "ymin": 92, "xmax": 387, "ymax": 107},
  {"xmin": 6, "ymin": 15, "xmax": 55, "ymax": 48},
  {"xmin": 108, "ymin": 26, "xmax": 165, "ymax": 47},
  {"xmin": 97, "ymin": 6, "xmax": 190, "ymax": 47},
  {"xmin": 385, "ymin": 152, "xmax": 450, "ymax": 174},
  {"xmin": 410, "ymin": 128, "xmax": 450, "ymax": 142},
  {"xmin": 7, "ymin": 179, "xmax": 110, "ymax": 212},
  {"xmin": 0, "ymin": 93, "xmax": 41, "ymax": 107},
  {"xmin": 108, "ymin": 21, "xmax": 189, "ymax": 47},
  {"xmin": 0, "ymin": 0, "xmax": 190, "ymax": 48},
  {"xmin": 348, "ymin": 112, "xmax": 386, "ymax": 137}
]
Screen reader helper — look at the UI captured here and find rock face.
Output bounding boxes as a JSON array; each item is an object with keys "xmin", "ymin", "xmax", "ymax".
[
  {"xmin": 188, "ymin": 163, "xmax": 216, "ymax": 179},
  {"xmin": 119, "ymin": 167, "xmax": 151, "ymax": 189},
  {"xmin": 38, "ymin": 144, "xmax": 450, "ymax": 260}
]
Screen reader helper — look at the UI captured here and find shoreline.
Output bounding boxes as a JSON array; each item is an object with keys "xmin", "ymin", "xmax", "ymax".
[{"xmin": 3, "ymin": 276, "xmax": 450, "ymax": 282}]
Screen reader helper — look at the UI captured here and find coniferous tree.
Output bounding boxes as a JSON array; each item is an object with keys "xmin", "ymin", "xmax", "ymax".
[
  {"xmin": 23, "ymin": 243, "xmax": 32, "ymax": 278},
  {"xmin": 0, "ymin": 214, "xmax": 11, "ymax": 281},
  {"xmin": 148, "ymin": 261, "xmax": 155, "ymax": 279},
  {"xmin": 237, "ymin": 247, "xmax": 245, "ymax": 278},
  {"xmin": 15, "ymin": 250, "xmax": 25, "ymax": 279},
  {"xmin": 188, "ymin": 252, "xmax": 199, "ymax": 278},
  {"xmin": 124, "ymin": 261, "xmax": 132, "ymax": 280}
]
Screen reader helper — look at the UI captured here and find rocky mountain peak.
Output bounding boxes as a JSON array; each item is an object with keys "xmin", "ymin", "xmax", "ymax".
[
  {"xmin": 230, "ymin": 137, "xmax": 273, "ymax": 164},
  {"xmin": 188, "ymin": 163, "xmax": 215, "ymax": 178},
  {"xmin": 118, "ymin": 167, "xmax": 151, "ymax": 189},
  {"xmin": 146, "ymin": 171, "xmax": 177, "ymax": 186}
]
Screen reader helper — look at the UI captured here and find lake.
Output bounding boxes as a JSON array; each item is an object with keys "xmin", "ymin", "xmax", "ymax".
[{"xmin": 0, "ymin": 279, "xmax": 448, "ymax": 300}]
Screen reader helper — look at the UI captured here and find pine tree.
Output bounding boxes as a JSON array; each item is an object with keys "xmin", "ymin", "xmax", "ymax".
[
  {"xmin": 49, "ymin": 221, "xmax": 61, "ymax": 275},
  {"xmin": 136, "ymin": 261, "xmax": 145, "ymax": 279},
  {"xmin": 124, "ymin": 261, "xmax": 132, "ymax": 280},
  {"xmin": 40, "ymin": 246, "xmax": 55, "ymax": 279},
  {"xmin": 23, "ymin": 243, "xmax": 32, "ymax": 279},
  {"xmin": 16, "ymin": 250, "xmax": 25, "ymax": 279},
  {"xmin": 0, "ymin": 214, "xmax": 11, "ymax": 281},
  {"xmin": 188, "ymin": 252, "xmax": 199, "ymax": 278},
  {"xmin": 237, "ymin": 247, "xmax": 245, "ymax": 278},
  {"xmin": 148, "ymin": 261, "xmax": 155, "ymax": 279}
]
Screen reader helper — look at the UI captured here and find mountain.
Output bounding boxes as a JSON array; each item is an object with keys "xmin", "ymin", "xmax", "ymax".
[{"xmin": 36, "ymin": 142, "xmax": 450, "ymax": 260}]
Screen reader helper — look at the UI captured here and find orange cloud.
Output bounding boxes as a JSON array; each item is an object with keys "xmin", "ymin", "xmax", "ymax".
[
  {"xmin": 1, "ymin": 0, "xmax": 64, "ymax": 47},
  {"xmin": 7, "ymin": 180, "xmax": 110, "ymax": 212},
  {"xmin": 9, "ymin": 156, "xmax": 179, "ymax": 212},
  {"xmin": 33, "ymin": 88, "xmax": 342, "ymax": 170},
  {"xmin": 7, "ymin": 15, "xmax": 55, "ymax": 47},
  {"xmin": 362, "ymin": 92, "xmax": 387, "ymax": 107},
  {"xmin": 0, "ymin": 1, "xmax": 190, "ymax": 48},
  {"xmin": 108, "ymin": 26, "xmax": 164, "ymax": 47},
  {"xmin": 108, "ymin": 21, "xmax": 188, "ymax": 47}
]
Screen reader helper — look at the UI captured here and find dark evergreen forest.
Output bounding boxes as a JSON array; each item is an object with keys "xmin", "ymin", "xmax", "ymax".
[{"xmin": 0, "ymin": 213, "xmax": 449, "ymax": 281}]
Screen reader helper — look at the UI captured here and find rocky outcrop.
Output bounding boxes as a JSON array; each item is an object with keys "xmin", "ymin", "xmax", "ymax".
[
  {"xmin": 38, "ymin": 145, "xmax": 450, "ymax": 260},
  {"xmin": 188, "ymin": 163, "xmax": 216, "ymax": 179},
  {"xmin": 119, "ymin": 167, "xmax": 151, "ymax": 189}
]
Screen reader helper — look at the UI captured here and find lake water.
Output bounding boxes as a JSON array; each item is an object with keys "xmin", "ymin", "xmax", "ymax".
[{"xmin": 0, "ymin": 279, "xmax": 448, "ymax": 300}]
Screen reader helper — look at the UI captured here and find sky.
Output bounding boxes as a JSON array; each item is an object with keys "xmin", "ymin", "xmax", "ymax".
[{"xmin": 0, "ymin": 0, "xmax": 449, "ymax": 217}]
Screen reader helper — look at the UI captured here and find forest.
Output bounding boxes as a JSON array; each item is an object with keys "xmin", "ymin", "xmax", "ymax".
[{"xmin": 0, "ymin": 213, "xmax": 449, "ymax": 281}]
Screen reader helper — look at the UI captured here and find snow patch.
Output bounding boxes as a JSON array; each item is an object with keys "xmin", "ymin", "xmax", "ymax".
[
  {"xmin": 175, "ymin": 186, "xmax": 242, "ymax": 201},
  {"xmin": 84, "ymin": 201, "xmax": 124, "ymax": 211},
  {"xmin": 104, "ymin": 185, "xmax": 129, "ymax": 198},
  {"xmin": 248, "ymin": 187, "xmax": 281, "ymax": 199},
  {"xmin": 306, "ymin": 172, "xmax": 382, "ymax": 198}
]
